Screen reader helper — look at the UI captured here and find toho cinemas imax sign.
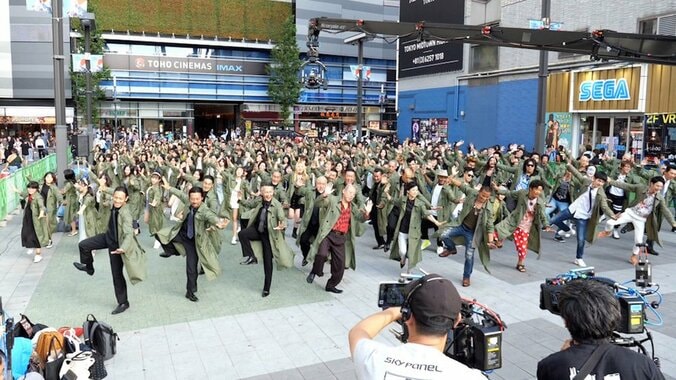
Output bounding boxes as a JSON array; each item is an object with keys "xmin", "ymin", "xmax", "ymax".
[{"xmin": 104, "ymin": 54, "xmax": 268, "ymax": 75}]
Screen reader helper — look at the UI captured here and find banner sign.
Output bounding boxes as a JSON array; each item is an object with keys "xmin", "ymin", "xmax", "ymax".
[
  {"xmin": 104, "ymin": 54, "xmax": 268, "ymax": 76},
  {"xmin": 398, "ymin": 0, "xmax": 465, "ymax": 78},
  {"xmin": 26, "ymin": 0, "xmax": 88, "ymax": 17},
  {"xmin": 72, "ymin": 54, "xmax": 103, "ymax": 73},
  {"xmin": 544, "ymin": 112, "xmax": 573, "ymax": 151}
]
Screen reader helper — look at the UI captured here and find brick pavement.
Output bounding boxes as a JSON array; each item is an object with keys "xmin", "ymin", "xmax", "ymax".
[{"xmin": 1, "ymin": 207, "xmax": 675, "ymax": 380}]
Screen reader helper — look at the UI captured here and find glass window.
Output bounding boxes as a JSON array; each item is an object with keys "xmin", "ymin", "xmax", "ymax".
[
  {"xmin": 639, "ymin": 18, "xmax": 657, "ymax": 34},
  {"xmin": 131, "ymin": 44, "xmax": 160, "ymax": 55},
  {"xmin": 105, "ymin": 43, "xmax": 131, "ymax": 54},
  {"xmin": 470, "ymin": 45, "xmax": 499, "ymax": 73}
]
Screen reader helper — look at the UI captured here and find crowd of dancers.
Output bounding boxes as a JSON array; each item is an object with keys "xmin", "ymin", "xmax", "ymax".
[{"xmin": 13, "ymin": 132, "xmax": 676, "ymax": 313}]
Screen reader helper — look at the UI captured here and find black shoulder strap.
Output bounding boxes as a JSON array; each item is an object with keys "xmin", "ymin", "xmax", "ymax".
[{"xmin": 573, "ymin": 344, "xmax": 614, "ymax": 380}]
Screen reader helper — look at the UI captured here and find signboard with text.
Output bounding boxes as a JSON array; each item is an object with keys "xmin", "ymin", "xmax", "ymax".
[
  {"xmin": 26, "ymin": 0, "xmax": 88, "ymax": 17},
  {"xmin": 104, "ymin": 54, "xmax": 268, "ymax": 76},
  {"xmin": 398, "ymin": 0, "xmax": 465, "ymax": 78}
]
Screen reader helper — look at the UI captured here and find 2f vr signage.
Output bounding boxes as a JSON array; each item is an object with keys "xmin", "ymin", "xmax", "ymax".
[{"xmin": 579, "ymin": 78, "xmax": 631, "ymax": 102}]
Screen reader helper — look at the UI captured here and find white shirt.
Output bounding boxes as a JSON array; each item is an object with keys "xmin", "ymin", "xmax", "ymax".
[
  {"xmin": 608, "ymin": 174, "xmax": 625, "ymax": 197},
  {"xmin": 430, "ymin": 184, "xmax": 443, "ymax": 216},
  {"xmin": 663, "ymin": 177, "xmax": 671, "ymax": 198},
  {"xmin": 568, "ymin": 186, "xmax": 598, "ymax": 220},
  {"xmin": 354, "ymin": 340, "xmax": 486, "ymax": 380}
]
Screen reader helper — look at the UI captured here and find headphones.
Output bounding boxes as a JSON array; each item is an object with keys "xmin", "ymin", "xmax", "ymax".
[{"xmin": 399, "ymin": 275, "xmax": 446, "ymax": 342}]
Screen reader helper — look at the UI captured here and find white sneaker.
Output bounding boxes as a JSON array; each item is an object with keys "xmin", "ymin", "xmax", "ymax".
[
  {"xmin": 569, "ymin": 229, "xmax": 576, "ymax": 236},
  {"xmin": 45, "ymin": 240, "xmax": 53, "ymax": 249},
  {"xmin": 557, "ymin": 230, "xmax": 571, "ymax": 238},
  {"xmin": 153, "ymin": 240, "xmax": 162, "ymax": 249},
  {"xmin": 26, "ymin": 249, "xmax": 34, "ymax": 255},
  {"xmin": 574, "ymin": 258, "xmax": 586, "ymax": 267},
  {"xmin": 231, "ymin": 236, "xmax": 238, "ymax": 245},
  {"xmin": 33, "ymin": 255, "xmax": 43, "ymax": 263},
  {"xmin": 612, "ymin": 229, "xmax": 620, "ymax": 239},
  {"xmin": 436, "ymin": 246, "xmax": 445, "ymax": 255},
  {"xmin": 421, "ymin": 240, "xmax": 431, "ymax": 250}
]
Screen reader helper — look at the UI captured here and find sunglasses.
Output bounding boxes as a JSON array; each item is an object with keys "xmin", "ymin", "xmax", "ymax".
[
  {"xmin": 526, "ymin": 164, "xmax": 535, "ymax": 167},
  {"xmin": 466, "ymin": 174, "xmax": 475, "ymax": 178}
]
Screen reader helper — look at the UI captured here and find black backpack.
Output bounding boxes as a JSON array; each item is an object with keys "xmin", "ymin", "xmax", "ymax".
[{"xmin": 83, "ymin": 314, "xmax": 119, "ymax": 361}]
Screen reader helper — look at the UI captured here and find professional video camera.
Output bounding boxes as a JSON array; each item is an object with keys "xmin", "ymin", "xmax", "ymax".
[
  {"xmin": 378, "ymin": 272, "xmax": 506, "ymax": 372},
  {"xmin": 539, "ymin": 265, "xmax": 664, "ymax": 366}
]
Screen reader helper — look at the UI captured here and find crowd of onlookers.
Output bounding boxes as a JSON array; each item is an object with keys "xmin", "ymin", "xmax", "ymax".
[{"xmin": 0, "ymin": 132, "xmax": 52, "ymax": 174}]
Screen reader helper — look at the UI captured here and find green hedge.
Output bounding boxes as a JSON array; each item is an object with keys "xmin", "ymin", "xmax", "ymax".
[{"xmin": 89, "ymin": 0, "xmax": 291, "ymax": 41}]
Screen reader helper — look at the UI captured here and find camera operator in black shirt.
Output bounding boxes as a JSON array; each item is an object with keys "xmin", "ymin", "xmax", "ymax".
[{"xmin": 537, "ymin": 279, "xmax": 664, "ymax": 380}]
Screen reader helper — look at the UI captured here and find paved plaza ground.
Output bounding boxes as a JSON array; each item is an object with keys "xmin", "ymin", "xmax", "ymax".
[{"xmin": 1, "ymin": 207, "xmax": 675, "ymax": 379}]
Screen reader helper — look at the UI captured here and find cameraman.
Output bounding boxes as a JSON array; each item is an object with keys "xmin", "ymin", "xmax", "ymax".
[
  {"xmin": 537, "ymin": 279, "xmax": 664, "ymax": 380},
  {"xmin": 349, "ymin": 274, "xmax": 486, "ymax": 379}
]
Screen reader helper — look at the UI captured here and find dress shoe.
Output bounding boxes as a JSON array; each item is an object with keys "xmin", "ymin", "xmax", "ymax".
[
  {"xmin": 325, "ymin": 287, "xmax": 343, "ymax": 294},
  {"xmin": 647, "ymin": 249, "xmax": 659, "ymax": 256},
  {"xmin": 462, "ymin": 278, "xmax": 471, "ymax": 287},
  {"xmin": 185, "ymin": 292, "xmax": 198, "ymax": 302},
  {"xmin": 301, "ymin": 259, "xmax": 308, "ymax": 267},
  {"xmin": 262, "ymin": 290, "xmax": 270, "ymax": 298},
  {"xmin": 240, "ymin": 256, "xmax": 258, "ymax": 265},
  {"xmin": 111, "ymin": 303, "xmax": 129, "ymax": 315},
  {"xmin": 73, "ymin": 262, "xmax": 94, "ymax": 276},
  {"xmin": 372, "ymin": 244, "xmax": 384, "ymax": 250},
  {"xmin": 306, "ymin": 273, "xmax": 316, "ymax": 284},
  {"xmin": 159, "ymin": 252, "xmax": 178, "ymax": 258},
  {"xmin": 438, "ymin": 249, "xmax": 457, "ymax": 258},
  {"xmin": 383, "ymin": 244, "xmax": 390, "ymax": 252}
]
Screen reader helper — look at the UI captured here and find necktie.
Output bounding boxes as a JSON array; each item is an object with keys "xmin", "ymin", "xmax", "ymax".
[
  {"xmin": 258, "ymin": 203, "xmax": 268, "ymax": 233},
  {"xmin": 187, "ymin": 208, "xmax": 195, "ymax": 239},
  {"xmin": 111, "ymin": 209, "xmax": 118, "ymax": 238},
  {"xmin": 588, "ymin": 188, "xmax": 593, "ymax": 212}
]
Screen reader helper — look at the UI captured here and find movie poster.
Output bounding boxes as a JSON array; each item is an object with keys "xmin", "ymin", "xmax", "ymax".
[
  {"xmin": 411, "ymin": 118, "xmax": 421, "ymax": 141},
  {"xmin": 545, "ymin": 112, "xmax": 573, "ymax": 151}
]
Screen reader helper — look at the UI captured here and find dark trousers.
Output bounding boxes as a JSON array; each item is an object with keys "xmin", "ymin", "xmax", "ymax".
[
  {"xmin": 238, "ymin": 226, "xmax": 274, "ymax": 292},
  {"xmin": 160, "ymin": 232, "xmax": 198, "ymax": 293},
  {"xmin": 371, "ymin": 211, "xmax": 385, "ymax": 246},
  {"xmin": 386, "ymin": 207, "xmax": 400, "ymax": 245},
  {"xmin": 79, "ymin": 233, "xmax": 128, "ymax": 306},
  {"xmin": 311, "ymin": 231, "xmax": 347, "ymax": 289},
  {"xmin": 420, "ymin": 218, "xmax": 440, "ymax": 244},
  {"xmin": 300, "ymin": 224, "xmax": 318, "ymax": 259}
]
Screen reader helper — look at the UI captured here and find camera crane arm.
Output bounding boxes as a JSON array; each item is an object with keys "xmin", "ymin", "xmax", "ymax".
[{"xmin": 308, "ymin": 17, "xmax": 676, "ymax": 66}]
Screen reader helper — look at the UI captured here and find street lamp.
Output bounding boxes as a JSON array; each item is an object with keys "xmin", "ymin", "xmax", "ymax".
[
  {"xmin": 344, "ymin": 33, "xmax": 370, "ymax": 140},
  {"xmin": 81, "ymin": 12, "xmax": 96, "ymax": 162},
  {"xmin": 112, "ymin": 74, "xmax": 119, "ymax": 142}
]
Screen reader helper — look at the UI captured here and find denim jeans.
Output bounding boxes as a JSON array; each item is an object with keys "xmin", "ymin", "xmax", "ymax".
[
  {"xmin": 546, "ymin": 199, "xmax": 570, "ymax": 219},
  {"xmin": 441, "ymin": 224, "xmax": 475, "ymax": 279},
  {"xmin": 549, "ymin": 208, "xmax": 588, "ymax": 259}
]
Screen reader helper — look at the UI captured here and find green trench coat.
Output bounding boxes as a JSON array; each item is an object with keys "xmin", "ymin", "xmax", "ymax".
[
  {"xmin": 439, "ymin": 184, "xmax": 496, "ymax": 273},
  {"xmin": 155, "ymin": 187, "xmax": 225, "ymax": 280},
  {"xmin": 62, "ymin": 181, "xmax": 78, "ymax": 224},
  {"xmin": 308, "ymin": 195, "xmax": 369, "ymax": 271},
  {"xmin": 44, "ymin": 184, "xmax": 62, "ymax": 236},
  {"xmin": 80, "ymin": 193, "xmax": 99, "ymax": 238},
  {"xmin": 25, "ymin": 193, "xmax": 50, "ymax": 247},
  {"xmin": 113, "ymin": 204, "xmax": 147, "ymax": 284},
  {"xmin": 246, "ymin": 198, "xmax": 295, "ymax": 269},
  {"xmin": 146, "ymin": 185, "xmax": 164, "ymax": 235},
  {"xmin": 495, "ymin": 189, "xmax": 548, "ymax": 256},
  {"xmin": 388, "ymin": 197, "xmax": 432, "ymax": 269}
]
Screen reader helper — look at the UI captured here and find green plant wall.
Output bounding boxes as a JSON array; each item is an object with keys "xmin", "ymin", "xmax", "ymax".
[{"xmin": 89, "ymin": 0, "xmax": 291, "ymax": 41}]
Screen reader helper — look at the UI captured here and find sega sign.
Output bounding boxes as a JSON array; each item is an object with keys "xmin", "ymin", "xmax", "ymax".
[{"xmin": 579, "ymin": 78, "xmax": 630, "ymax": 102}]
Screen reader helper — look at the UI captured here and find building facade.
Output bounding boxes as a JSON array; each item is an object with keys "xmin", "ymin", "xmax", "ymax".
[
  {"xmin": 398, "ymin": 0, "xmax": 676, "ymax": 157},
  {"xmin": 95, "ymin": 0, "xmax": 398, "ymax": 139},
  {"xmin": 0, "ymin": 0, "xmax": 73, "ymax": 138}
]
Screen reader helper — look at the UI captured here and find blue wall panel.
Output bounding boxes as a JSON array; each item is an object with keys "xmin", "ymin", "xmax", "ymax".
[{"xmin": 398, "ymin": 78, "xmax": 537, "ymax": 150}]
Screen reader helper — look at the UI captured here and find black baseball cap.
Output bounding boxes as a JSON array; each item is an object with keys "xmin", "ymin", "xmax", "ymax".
[{"xmin": 405, "ymin": 274, "xmax": 462, "ymax": 329}]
